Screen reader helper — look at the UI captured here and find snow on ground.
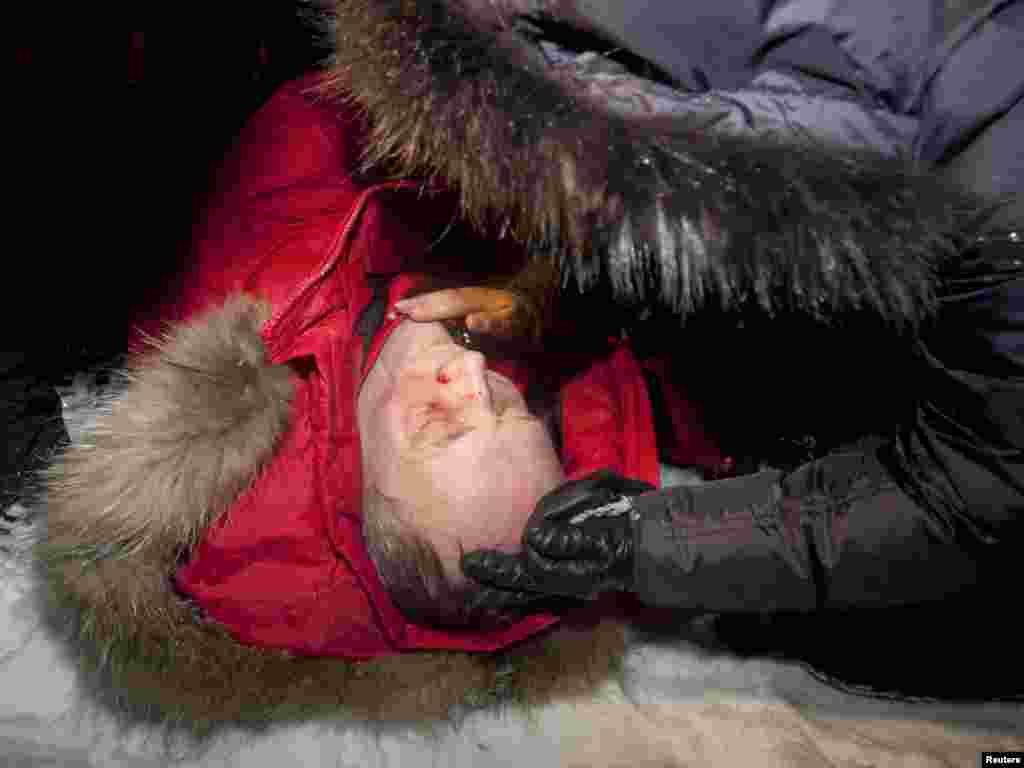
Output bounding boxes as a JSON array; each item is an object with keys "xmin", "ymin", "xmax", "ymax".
[
  {"xmin": 2, "ymin": 514, "xmax": 1022, "ymax": 767},
  {"xmin": 0, "ymin": 373, "xmax": 1020, "ymax": 767}
]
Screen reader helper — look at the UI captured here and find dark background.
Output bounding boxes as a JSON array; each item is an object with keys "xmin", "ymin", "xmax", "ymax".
[
  {"xmin": 9, "ymin": 14, "xmax": 332, "ymax": 373},
  {"xmin": 3, "ymin": 12, "xmax": 330, "ymax": 513}
]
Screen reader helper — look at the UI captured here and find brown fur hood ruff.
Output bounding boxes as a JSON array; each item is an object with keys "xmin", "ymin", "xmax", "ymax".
[
  {"xmin": 35, "ymin": 296, "xmax": 626, "ymax": 737},
  {"xmin": 320, "ymin": 0, "xmax": 981, "ymax": 329}
]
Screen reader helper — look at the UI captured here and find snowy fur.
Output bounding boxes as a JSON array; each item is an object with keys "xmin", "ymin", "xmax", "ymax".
[{"xmin": 41, "ymin": 295, "xmax": 294, "ymax": 561}]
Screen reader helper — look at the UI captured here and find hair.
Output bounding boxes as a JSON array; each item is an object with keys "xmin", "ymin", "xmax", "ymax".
[{"xmin": 361, "ymin": 486, "xmax": 519, "ymax": 631}]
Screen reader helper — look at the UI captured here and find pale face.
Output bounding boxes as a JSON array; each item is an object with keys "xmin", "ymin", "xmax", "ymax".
[{"xmin": 357, "ymin": 320, "xmax": 564, "ymax": 583}]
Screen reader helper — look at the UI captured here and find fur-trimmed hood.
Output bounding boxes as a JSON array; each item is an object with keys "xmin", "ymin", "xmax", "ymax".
[
  {"xmin": 35, "ymin": 292, "xmax": 629, "ymax": 736},
  {"xmin": 31, "ymin": 71, "xmax": 642, "ymax": 734},
  {"xmin": 319, "ymin": 0, "xmax": 982, "ymax": 328}
]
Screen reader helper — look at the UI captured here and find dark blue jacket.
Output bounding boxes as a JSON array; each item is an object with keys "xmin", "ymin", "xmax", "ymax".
[{"xmin": 568, "ymin": 0, "xmax": 1023, "ymax": 612}]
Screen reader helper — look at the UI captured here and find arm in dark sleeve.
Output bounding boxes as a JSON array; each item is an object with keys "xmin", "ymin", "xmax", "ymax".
[
  {"xmin": 633, "ymin": 216, "xmax": 1022, "ymax": 616},
  {"xmin": 630, "ymin": 449, "xmax": 996, "ymax": 613}
]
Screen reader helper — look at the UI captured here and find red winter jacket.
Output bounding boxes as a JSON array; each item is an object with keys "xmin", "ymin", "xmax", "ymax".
[{"xmin": 134, "ymin": 74, "xmax": 719, "ymax": 659}]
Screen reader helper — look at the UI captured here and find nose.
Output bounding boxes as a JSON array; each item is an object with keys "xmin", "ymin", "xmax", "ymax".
[{"xmin": 439, "ymin": 350, "xmax": 491, "ymax": 409}]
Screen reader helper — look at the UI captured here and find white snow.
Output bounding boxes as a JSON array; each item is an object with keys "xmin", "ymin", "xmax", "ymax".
[{"xmin": 0, "ymin": 375, "xmax": 1019, "ymax": 767}]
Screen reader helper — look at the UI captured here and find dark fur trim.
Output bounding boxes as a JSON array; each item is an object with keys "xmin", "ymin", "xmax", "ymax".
[{"xmin": 320, "ymin": 0, "xmax": 980, "ymax": 328}]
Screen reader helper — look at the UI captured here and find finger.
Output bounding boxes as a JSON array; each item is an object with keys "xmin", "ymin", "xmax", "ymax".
[
  {"xmin": 535, "ymin": 471, "xmax": 620, "ymax": 521},
  {"xmin": 460, "ymin": 549, "xmax": 535, "ymax": 590},
  {"xmin": 464, "ymin": 585, "xmax": 553, "ymax": 615},
  {"xmin": 466, "ymin": 313, "xmax": 490, "ymax": 334},
  {"xmin": 524, "ymin": 544, "xmax": 617, "ymax": 584},
  {"xmin": 395, "ymin": 288, "xmax": 514, "ymax": 322},
  {"xmin": 466, "ymin": 305, "xmax": 523, "ymax": 337},
  {"xmin": 527, "ymin": 526, "xmax": 626, "ymax": 570},
  {"xmin": 527, "ymin": 522, "xmax": 594, "ymax": 559},
  {"xmin": 465, "ymin": 548, "xmax": 600, "ymax": 600},
  {"xmin": 536, "ymin": 471, "xmax": 655, "ymax": 522}
]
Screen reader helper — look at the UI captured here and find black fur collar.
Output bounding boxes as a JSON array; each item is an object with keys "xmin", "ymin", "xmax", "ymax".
[{"xmin": 320, "ymin": 0, "xmax": 979, "ymax": 327}]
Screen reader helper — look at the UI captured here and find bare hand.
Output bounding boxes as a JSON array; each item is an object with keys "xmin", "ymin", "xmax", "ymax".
[{"xmin": 393, "ymin": 287, "xmax": 535, "ymax": 339}]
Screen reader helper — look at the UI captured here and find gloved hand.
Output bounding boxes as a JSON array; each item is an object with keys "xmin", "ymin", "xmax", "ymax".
[
  {"xmin": 464, "ymin": 448, "xmax": 899, "ymax": 616},
  {"xmin": 461, "ymin": 470, "xmax": 656, "ymax": 609}
]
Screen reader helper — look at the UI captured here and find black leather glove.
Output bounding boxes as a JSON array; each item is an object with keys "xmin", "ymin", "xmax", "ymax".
[
  {"xmin": 461, "ymin": 470, "xmax": 656, "ymax": 607},
  {"xmin": 464, "ymin": 447, "xmax": 900, "ymax": 615}
]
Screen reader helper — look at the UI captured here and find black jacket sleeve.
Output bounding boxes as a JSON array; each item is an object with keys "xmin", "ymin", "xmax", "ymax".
[
  {"xmin": 631, "ymin": 467, "xmax": 987, "ymax": 613},
  {"xmin": 631, "ymin": 232, "xmax": 1023, "ymax": 614}
]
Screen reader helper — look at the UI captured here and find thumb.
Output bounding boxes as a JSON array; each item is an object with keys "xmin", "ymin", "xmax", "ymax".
[{"xmin": 394, "ymin": 287, "xmax": 514, "ymax": 322}]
